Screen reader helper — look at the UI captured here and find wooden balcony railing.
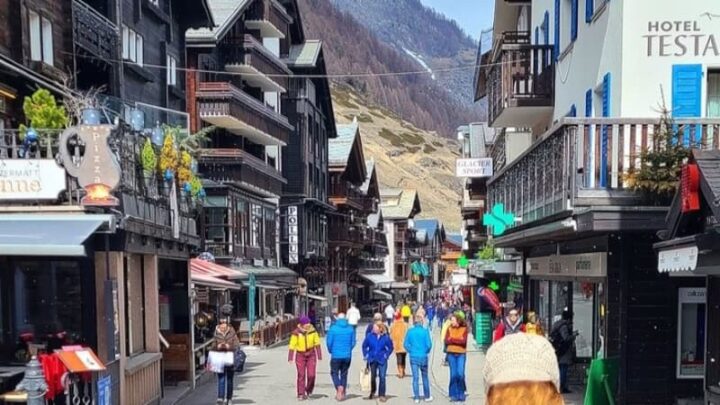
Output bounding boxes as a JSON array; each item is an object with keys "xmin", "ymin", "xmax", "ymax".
[
  {"xmin": 196, "ymin": 81, "xmax": 292, "ymax": 145},
  {"xmin": 484, "ymin": 32, "xmax": 554, "ymax": 126},
  {"xmin": 246, "ymin": 0, "xmax": 291, "ymax": 38},
  {"xmin": 197, "ymin": 148, "xmax": 286, "ymax": 197},
  {"xmin": 221, "ymin": 34, "xmax": 290, "ymax": 91},
  {"xmin": 487, "ymin": 118, "xmax": 720, "ymax": 231},
  {"xmin": 72, "ymin": 0, "xmax": 119, "ymax": 61},
  {"xmin": 329, "ymin": 182, "xmax": 365, "ymax": 210}
]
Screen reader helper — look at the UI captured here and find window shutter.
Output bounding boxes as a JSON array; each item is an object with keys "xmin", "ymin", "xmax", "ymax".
[
  {"xmin": 600, "ymin": 73, "xmax": 611, "ymax": 187},
  {"xmin": 554, "ymin": 0, "xmax": 560, "ymax": 60},
  {"xmin": 672, "ymin": 64, "xmax": 703, "ymax": 144},
  {"xmin": 602, "ymin": 73, "xmax": 611, "ymax": 117},
  {"xmin": 571, "ymin": 0, "xmax": 578, "ymax": 41},
  {"xmin": 543, "ymin": 11, "xmax": 550, "ymax": 45},
  {"xmin": 569, "ymin": 104, "xmax": 577, "ymax": 117},
  {"xmin": 586, "ymin": 0, "xmax": 594, "ymax": 23},
  {"xmin": 585, "ymin": 89, "xmax": 592, "ymax": 117},
  {"xmin": 535, "ymin": 27, "xmax": 539, "ymax": 44}
]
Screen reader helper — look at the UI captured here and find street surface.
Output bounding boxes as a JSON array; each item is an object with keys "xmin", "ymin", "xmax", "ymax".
[{"xmin": 179, "ymin": 324, "xmax": 584, "ymax": 404}]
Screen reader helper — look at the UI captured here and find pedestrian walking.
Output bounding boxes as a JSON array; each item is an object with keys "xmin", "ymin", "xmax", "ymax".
[
  {"xmin": 212, "ymin": 305, "xmax": 240, "ymax": 405},
  {"xmin": 492, "ymin": 308, "xmax": 525, "ymax": 343},
  {"xmin": 426, "ymin": 302, "xmax": 436, "ymax": 330},
  {"xmin": 524, "ymin": 311, "xmax": 545, "ymax": 336},
  {"xmin": 288, "ymin": 316, "xmax": 322, "ymax": 401},
  {"xmin": 327, "ymin": 313, "xmax": 356, "ymax": 401},
  {"xmin": 389, "ymin": 312, "xmax": 409, "ymax": 378},
  {"xmin": 401, "ymin": 302, "xmax": 412, "ymax": 321},
  {"xmin": 550, "ymin": 309, "xmax": 577, "ymax": 394},
  {"xmin": 440, "ymin": 313, "xmax": 453, "ymax": 366},
  {"xmin": 404, "ymin": 314, "xmax": 433, "ymax": 403},
  {"xmin": 444, "ymin": 311, "xmax": 468, "ymax": 402},
  {"xmin": 362, "ymin": 322, "xmax": 394, "ymax": 402},
  {"xmin": 483, "ymin": 333, "xmax": 562, "ymax": 405},
  {"xmin": 384, "ymin": 303, "xmax": 395, "ymax": 326},
  {"xmin": 415, "ymin": 304, "xmax": 426, "ymax": 327},
  {"xmin": 347, "ymin": 302, "xmax": 361, "ymax": 329},
  {"xmin": 367, "ymin": 313, "xmax": 383, "ymax": 336}
]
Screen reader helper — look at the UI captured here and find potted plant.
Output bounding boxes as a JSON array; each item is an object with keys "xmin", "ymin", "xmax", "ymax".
[
  {"xmin": 158, "ymin": 131, "xmax": 178, "ymax": 196},
  {"xmin": 141, "ymin": 138, "xmax": 157, "ymax": 195},
  {"xmin": 19, "ymin": 88, "xmax": 68, "ymax": 157}
]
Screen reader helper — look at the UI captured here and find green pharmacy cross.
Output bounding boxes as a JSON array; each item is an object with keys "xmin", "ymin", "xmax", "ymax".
[
  {"xmin": 457, "ymin": 254, "xmax": 469, "ymax": 269},
  {"xmin": 488, "ymin": 281, "xmax": 500, "ymax": 292},
  {"xmin": 483, "ymin": 203, "xmax": 515, "ymax": 236}
]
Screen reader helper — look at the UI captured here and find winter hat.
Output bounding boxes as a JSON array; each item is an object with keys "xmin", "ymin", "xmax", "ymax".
[
  {"xmin": 483, "ymin": 333, "xmax": 560, "ymax": 393},
  {"xmin": 453, "ymin": 310, "xmax": 466, "ymax": 322},
  {"xmin": 299, "ymin": 316, "xmax": 311, "ymax": 325}
]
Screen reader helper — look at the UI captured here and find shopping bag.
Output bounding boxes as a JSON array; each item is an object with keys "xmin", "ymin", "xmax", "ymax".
[
  {"xmin": 207, "ymin": 350, "xmax": 234, "ymax": 372},
  {"xmin": 359, "ymin": 364, "xmax": 371, "ymax": 392}
]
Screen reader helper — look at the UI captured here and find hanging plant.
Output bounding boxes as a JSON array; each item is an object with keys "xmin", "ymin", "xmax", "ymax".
[
  {"xmin": 190, "ymin": 176, "xmax": 203, "ymax": 196},
  {"xmin": 141, "ymin": 138, "xmax": 157, "ymax": 174},
  {"xmin": 158, "ymin": 133, "xmax": 178, "ymax": 177},
  {"xmin": 178, "ymin": 150, "xmax": 193, "ymax": 184}
]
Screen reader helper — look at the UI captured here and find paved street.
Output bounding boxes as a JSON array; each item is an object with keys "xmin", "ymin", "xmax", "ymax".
[{"xmin": 180, "ymin": 324, "xmax": 585, "ymax": 404}]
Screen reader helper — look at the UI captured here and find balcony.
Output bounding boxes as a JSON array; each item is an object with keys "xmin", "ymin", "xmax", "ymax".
[
  {"xmin": 196, "ymin": 82, "xmax": 292, "ymax": 146},
  {"xmin": 486, "ymin": 118, "xmax": 720, "ymax": 246},
  {"xmin": 479, "ymin": 31, "xmax": 554, "ymax": 128},
  {"xmin": 197, "ymin": 148, "xmax": 286, "ymax": 198},
  {"xmin": 328, "ymin": 227, "xmax": 364, "ymax": 246},
  {"xmin": 245, "ymin": 0, "xmax": 292, "ymax": 39},
  {"xmin": 72, "ymin": 0, "xmax": 119, "ymax": 61},
  {"xmin": 329, "ymin": 182, "xmax": 365, "ymax": 211},
  {"xmin": 222, "ymin": 35, "xmax": 291, "ymax": 92},
  {"xmin": 461, "ymin": 189, "xmax": 484, "ymax": 213}
]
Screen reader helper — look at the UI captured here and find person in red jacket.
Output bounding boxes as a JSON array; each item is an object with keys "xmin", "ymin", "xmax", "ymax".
[{"xmin": 493, "ymin": 309, "xmax": 525, "ymax": 342}]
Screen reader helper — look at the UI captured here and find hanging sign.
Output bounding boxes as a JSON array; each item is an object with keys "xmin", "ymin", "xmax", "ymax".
[
  {"xmin": 456, "ymin": 158, "xmax": 493, "ymax": 178},
  {"xmin": 288, "ymin": 206, "xmax": 299, "ymax": 264},
  {"xmin": 0, "ymin": 159, "xmax": 66, "ymax": 201},
  {"xmin": 483, "ymin": 203, "xmax": 515, "ymax": 236}
]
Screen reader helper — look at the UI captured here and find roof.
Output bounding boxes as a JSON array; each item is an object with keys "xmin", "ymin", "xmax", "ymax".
[
  {"xmin": 286, "ymin": 40, "xmax": 322, "ymax": 68},
  {"xmin": 186, "ymin": 0, "xmax": 252, "ymax": 42},
  {"xmin": 360, "ymin": 159, "xmax": 376, "ymax": 194},
  {"xmin": 380, "ymin": 189, "xmax": 422, "ymax": 219},
  {"xmin": 415, "ymin": 219, "xmax": 440, "ymax": 238},
  {"xmin": 329, "ymin": 121, "xmax": 359, "ymax": 165},
  {"xmin": 447, "ymin": 233, "xmax": 463, "ymax": 247}
]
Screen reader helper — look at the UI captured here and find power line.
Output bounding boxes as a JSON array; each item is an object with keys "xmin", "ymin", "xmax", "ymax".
[{"xmin": 67, "ymin": 51, "xmax": 521, "ymax": 79}]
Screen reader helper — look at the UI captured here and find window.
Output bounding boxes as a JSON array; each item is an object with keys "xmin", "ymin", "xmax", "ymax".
[
  {"xmin": 708, "ymin": 70, "xmax": 720, "ymax": 118},
  {"xmin": 204, "ymin": 196, "xmax": 230, "ymax": 256},
  {"xmin": 677, "ymin": 288, "xmax": 705, "ymax": 379},
  {"xmin": 251, "ymin": 204, "xmax": 262, "ymax": 248},
  {"xmin": 122, "ymin": 25, "xmax": 144, "ymax": 66},
  {"xmin": 28, "ymin": 11, "xmax": 53, "ymax": 65},
  {"xmin": 166, "ymin": 55, "xmax": 177, "ymax": 86},
  {"xmin": 585, "ymin": 0, "xmax": 608, "ymax": 23}
]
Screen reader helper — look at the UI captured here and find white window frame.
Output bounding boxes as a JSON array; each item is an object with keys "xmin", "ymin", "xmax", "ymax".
[
  {"xmin": 29, "ymin": 11, "xmax": 53, "ymax": 66},
  {"xmin": 122, "ymin": 25, "xmax": 144, "ymax": 67},
  {"xmin": 676, "ymin": 287, "xmax": 706, "ymax": 379},
  {"xmin": 166, "ymin": 54, "xmax": 177, "ymax": 86}
]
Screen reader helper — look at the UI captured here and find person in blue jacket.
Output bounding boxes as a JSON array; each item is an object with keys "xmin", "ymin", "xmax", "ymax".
[
  {"xmin": 362, "ymin": 322, "xmax": 394, "ymax": 402},
  {"xmin": 404, "ymin": 314, "xmax": 434, "ymax": 403},
  {"xmin": 326, "ymin": 313, "xmax": 356, "ymax": 401},
  {"xmin": 425, "ymin": 302, "xmax": 436, "ymax": 330}
]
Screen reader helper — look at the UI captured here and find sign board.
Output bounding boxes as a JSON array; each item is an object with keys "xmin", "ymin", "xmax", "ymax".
[
  {"xmin": 57, "ymin": 348, "xmax": 106, "ymax": 372},
  {"xmin": 288, "ymin": 206, "xmax": 299, "ymax": 264},
  {"xmin": 526, "ymin": 253, "xmax": 607, "ymax": 279},
  {"xmin": 0, "ymin": 160, "xmax": 66, "ymax": 200},
  {"xmin": 97, "ymin": 375, "xmax": 111, "ymax": 405},
  {"xmin": 456, "ymin": 158, "xmax": 493, "ymax": 178},
  {"xmin": 483, "ymin": 203, "xmax": 515, "ymax": 236},
  {"xmin": 658, "ymin": 246, "xmax": 698, "ymax": 273}
]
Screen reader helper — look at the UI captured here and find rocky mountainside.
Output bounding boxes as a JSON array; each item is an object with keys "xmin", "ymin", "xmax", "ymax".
[
  {"xmin": 330, "ymin": 0, "xmax": 485, "ymax": 112},
  {"xmin": 332, "ymin": 84, "xmax": 462, "ymax": 231},
  {"xmin": 298, "ymin": 0, "xmax": 482, "ymax": 137}
]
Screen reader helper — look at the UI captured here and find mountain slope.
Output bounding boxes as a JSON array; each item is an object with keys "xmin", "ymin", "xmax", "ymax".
[
  {"xmin": 331, "ymin": 0, "xmax": 484, "ymax": 111},
  {"xmin": 298, "ymin": 0, "xmax": 480, "ymax": 137},
  {"xmin": 332, "ymin": 85, "xmax": 462, "ymax": 231}
]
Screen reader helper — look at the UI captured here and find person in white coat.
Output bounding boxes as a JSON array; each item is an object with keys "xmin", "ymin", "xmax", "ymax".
[
  {"xmin": 384, "ymin": 303, "xmax": 395, "ymax": 326},
  {"xmin": 347, "ymin": 302, "xmax": 361, "ymax": 330}
]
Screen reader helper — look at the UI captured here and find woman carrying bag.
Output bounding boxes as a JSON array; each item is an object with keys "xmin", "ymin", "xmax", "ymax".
[{"xmin": 209, "ymin": 305, "xmax": 240, "ymax": 405}]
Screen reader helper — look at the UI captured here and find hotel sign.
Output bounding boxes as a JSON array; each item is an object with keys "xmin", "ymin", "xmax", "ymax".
[
  {"xmin": 527, "ymin": 253, "xmax": 607, "ymax": 278},
  {"xmin": 456, "ymin": 158, "xmax": 493, "ymax": 178},
  {"xmin": 288, "ymin": 206, "xmax": 299, "ymax": 264},
  {"xmin": 0, "ymin": 159, "xmax": 66, "ymax": 201},
  {"xmin": 644, "ymin": 19, "xmax": 719, "ymax": 57}
]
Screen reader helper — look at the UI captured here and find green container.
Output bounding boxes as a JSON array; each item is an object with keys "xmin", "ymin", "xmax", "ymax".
[
  {"xmin": 584, "ymin": 357, "xmax": 619, "ymax": 405},
  {"xmin": 475, "ymin": 312, "xmax": 492, "ymax": 346}
]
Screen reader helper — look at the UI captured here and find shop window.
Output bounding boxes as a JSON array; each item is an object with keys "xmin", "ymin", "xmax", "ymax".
[
  {"xmin": 532, "ymin": 280, "xmax": 550, "ymax": 332},
  {"xmin": 677, "ymin": 287, "xmax": 705, "ymax": 379},
  {"xmin": 573, "ymin": 282, "xmax": 595, "ymax": 358},
  {"xmin": 264, "ymin": 207, "xmax": 276, "ymax": 257},
  {"xmin": 234, "ymin": 199, "xmax": 248, "ymax": 250},
  {"xmin": 708, "ymin": 70, "xmax": 720, "ymax": 118},
  {"xmin": 166, "ymin": 54, "xmax": 177, "ymax": 86}
]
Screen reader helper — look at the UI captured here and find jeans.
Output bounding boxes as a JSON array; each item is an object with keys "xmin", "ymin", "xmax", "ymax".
[
  {"xmin": 295, "ymin": 352, "xmax": 317, "ymax": 397},
  {"xmin": 559, "ymin": 364, "xmax": 569, "ymax": 390},
  {"xmin": 217, "ymin": 368, "xmax": 235, "ymax": 400},
  {"xmin": 386, "ymin": 318, "xmax": 392, "ymax": 327},
  {"xmin": 427, "ymin": 316, "xmax": 434, "ymax": 329},
  {"xmin": 447, "ymin": 353, "xmax": 466, "ymax": 401},
  {"xmin": 410, "ymin": 359, "xmax": 430, "ymax": 400},
  {"xmin": 330, "ymin": 358, "xmax": 351, "ymax": 389},
  {"xmin": 369, "ymin": 361, "xmax": 388, "ymax": 397}
]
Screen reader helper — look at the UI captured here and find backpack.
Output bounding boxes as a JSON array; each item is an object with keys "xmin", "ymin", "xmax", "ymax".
[
  {"xmin": 549, "ymin": 322, "xmax": 571, "ymax": 355},
  {"xmin": 233, "ymin": 347, "xmax": 247, "ymax": 372}
]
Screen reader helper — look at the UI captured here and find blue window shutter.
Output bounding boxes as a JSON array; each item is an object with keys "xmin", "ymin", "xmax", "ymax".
[
  {"xmin": 571, "ymin": 0, "xmax": 578, "ymax": 41},
  {"xmin": 554, "ymin": 0, "xmax": 560, "ymax": 60},
  {"xmin": 543, "ymin": 11, "xmax": 550, "ymax": 45},
  {"xmin": 535, "ymin": 27, "xmax": 540, "ymax": 44},
  {"xmin": 586, "ymin": 0, "xmax": 594, "ymax": 23},
  {"xmin": 585, "ymin": 89, "xmax": 593, "ymax": 117},
  {"xmin": 672, "ymin": 64, "xmax": 703, "ymax": 144},
  {"xmin": 569, "ymin": 104, "xmax": 577, "ymax": 117},
  {"xmin": 600, "ymin": 73, "xmax": 611, "ymax": 187}
]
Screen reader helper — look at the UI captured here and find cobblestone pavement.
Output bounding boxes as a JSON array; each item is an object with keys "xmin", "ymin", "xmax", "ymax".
[{"xmin": 179, "ymin": 324, "xmax": 584, "ymax": 404}]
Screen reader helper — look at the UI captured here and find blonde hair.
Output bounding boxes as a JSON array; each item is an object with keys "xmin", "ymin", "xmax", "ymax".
[{"xmin": 487, "ymin": 381, "xmax": 564, "ymax": 405}]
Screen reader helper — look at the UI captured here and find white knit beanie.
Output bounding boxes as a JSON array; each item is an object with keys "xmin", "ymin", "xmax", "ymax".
[{"xmin": 482, "ymin": 333, "xmax": 561, "ymax": 393}]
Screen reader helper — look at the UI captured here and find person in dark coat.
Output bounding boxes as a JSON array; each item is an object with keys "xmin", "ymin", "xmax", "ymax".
[{"xmin": 550, "ymin": 309, "xmax": 578, "ymax": 394}]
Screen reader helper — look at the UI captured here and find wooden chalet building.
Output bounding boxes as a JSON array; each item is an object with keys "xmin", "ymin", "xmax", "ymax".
[
  {"xmin": 414, "ymin": 219, "xmax": 447, "ymax": 292},
  {"xmin": 380, "ymin": 188, "xmax": 422, "ymax": 299},
  {"xmin": 280, "ymin": 36, "xmax": 337, "ymax": 309}
]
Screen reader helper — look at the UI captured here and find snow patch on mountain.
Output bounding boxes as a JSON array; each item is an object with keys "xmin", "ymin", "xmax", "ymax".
[{"xmin": 403, "ymin": 48, "xmax": 436, "ymax": 80}]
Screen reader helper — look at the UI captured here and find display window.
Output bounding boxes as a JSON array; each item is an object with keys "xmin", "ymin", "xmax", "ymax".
[{"xmin": 677, "ymin": 287, "xmax": 705, "ymax": 379}]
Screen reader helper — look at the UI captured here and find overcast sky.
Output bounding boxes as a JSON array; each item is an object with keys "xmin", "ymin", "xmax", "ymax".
[{"xmin": 419, "ymin": 0, "xmax": 494, "ymax": 40}]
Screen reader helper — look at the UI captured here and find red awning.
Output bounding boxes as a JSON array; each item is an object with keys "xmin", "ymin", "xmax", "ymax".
[
  {"xmin": 191, "ymin": 273, "xmax": 241, "ymax": 290},
  {"xmin": 190, "ymin": 258, "xmax": 243, "ymax": 278}
]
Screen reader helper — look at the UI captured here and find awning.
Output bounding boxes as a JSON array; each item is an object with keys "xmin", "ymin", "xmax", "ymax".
[
  {"xmin": 0, "ymin": 214, "xmax": 115, "ymax": 256},
  {"xmin": 190, "ymin": 258, "xmax": 245, "ymax": 278},
  {"xmin": 241, "ymin": 280, "xmax": 296, "ymax": 290},
  {"xmin": 191, "ymin": 273, "xmax": 241, "ymax": 290},
  {"xmin": 229, "ymin": 265, "xmax": 298, "ymax": 280},
  {"xmin": 389, "ymin": 282, "xmax": 414, "ymax": 289},
  {"xmin": 373, "ymin": 290, "xmax": 392, "ymax": 299},
  {"xmin": 304, "ymin": 293, "xmax": 328, "ymax": 302},
  {"xmin": 359, "ymin": 273, "xmax": 394, "ymax": 286},
  {"xmin": 658, "ymin": 245, "xmax": 699, "ymax": 273}
]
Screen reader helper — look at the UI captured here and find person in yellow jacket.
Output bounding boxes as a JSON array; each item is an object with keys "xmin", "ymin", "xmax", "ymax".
[
  {"xmin": 440, "ymin": 314, "xmax": 453, "ymax": 366},
  {"xmin": 389, "ymin": 313, "xmax": 409, "ymax": 378},
  {"xmin": 288, "ymin": 316, "xmax": 322, "ymax": 400},
  {"xmin": 401, "ymin": 303, "xmax": 412, "ymax": 321},
  {"xmin": 524, "ymin": 311, "xmax": 545, "ymax": 336}
]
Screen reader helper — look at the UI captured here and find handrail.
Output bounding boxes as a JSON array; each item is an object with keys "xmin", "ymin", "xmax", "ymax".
[
  {"xmin": 197, "ymin": 82, "xmax": 292, "ymax": 129},
  {"xmin": 72, "ymin": 0, "xmax": 118, "ymax": 31},
  {"xmin": 242, "ymin": 35, "xmax": 292, "ymax": 74}
]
